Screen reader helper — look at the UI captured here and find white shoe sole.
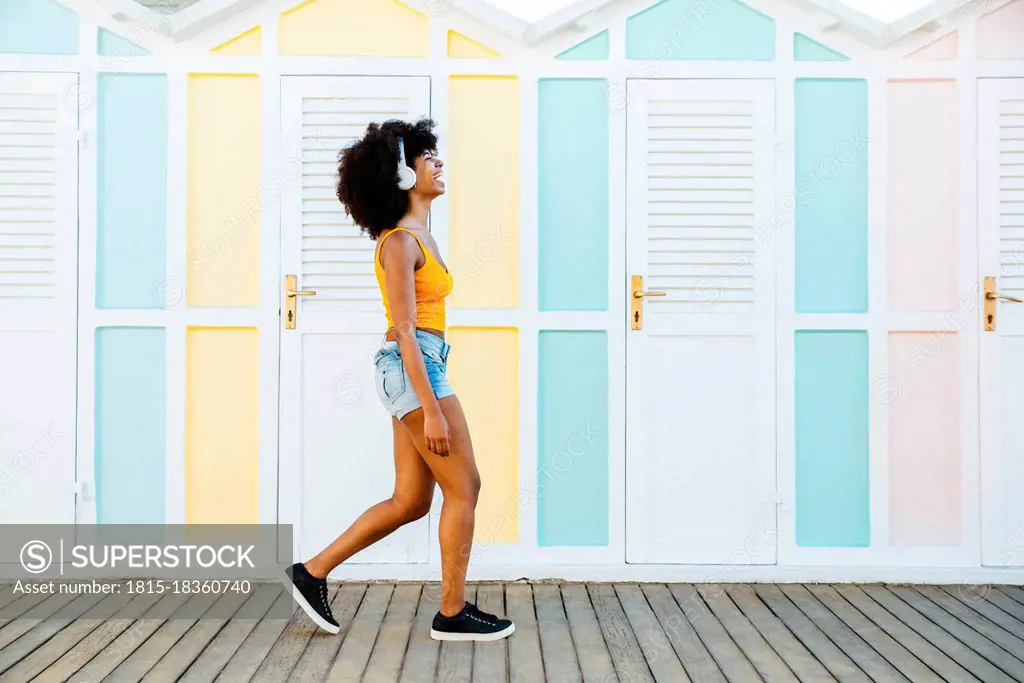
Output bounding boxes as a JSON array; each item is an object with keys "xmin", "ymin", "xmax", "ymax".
[
  {"xmin": 430, "ymin": 623, "xmax": 515, "ymax": 642},
  {"xmin": 280, "ymin": 574, "xmax": 340, "ymax": 635}
]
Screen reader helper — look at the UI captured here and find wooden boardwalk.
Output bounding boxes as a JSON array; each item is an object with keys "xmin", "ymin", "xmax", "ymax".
[{"xmin": 2, "ymin": 582, "xmax": 1024, "ymax": 681}]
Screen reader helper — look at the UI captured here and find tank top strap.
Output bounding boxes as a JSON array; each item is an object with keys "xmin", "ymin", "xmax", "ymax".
[
  {"xmin": 379, "ymin": 226, "xmax": 436, "ymax": 266},
  {"xmin": 376, "ymin": 227, "xmax": 422, "ymax": 266},
  {"xmin": 376, "ymin": 226, "xmax": 417, "ymax": 250}
]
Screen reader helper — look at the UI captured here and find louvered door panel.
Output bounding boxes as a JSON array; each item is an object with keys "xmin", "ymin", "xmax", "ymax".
[
  {"xmin": 299, "ymin": 95, "xmax": 421, "ymax": 312},
  {"xmin": 999, "ymin": 98, "xmax": 1024, "ymax": 294},
  {"xmin": 626, "ymin": 80, "xmax": 776, "ymax": 565},
  {"xmin": 645, "ymin": 96, "xmax": 760, "ymax": 313},
  {"xmin": 0, "ymin": 73, "xmax": 78, "ymax": 531},
  {"xmin": 0, "ymin": 90, "xmax": 60, "ymax": 302}
]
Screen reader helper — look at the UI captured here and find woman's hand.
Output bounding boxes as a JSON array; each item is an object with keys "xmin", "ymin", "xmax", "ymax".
[{"xmin": 424, "ymin": 409, "xmax": 451, "ymax": 456}]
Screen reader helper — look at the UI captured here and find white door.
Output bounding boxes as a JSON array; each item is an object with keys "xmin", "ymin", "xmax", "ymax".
[
  {"xmin": 980, "ymin": 79, "xmax": 1024, "ymax": 567},
  {"xmin": 0, "ymin": 73, "xmax": 79, "ymax": 526},
  {"xmin": 625, "ymin": 79, "xmax": 777, "ymax": 565},
  {"xmin": 279, "ymin": 76, "xmax": 431, "ymax": 565}
]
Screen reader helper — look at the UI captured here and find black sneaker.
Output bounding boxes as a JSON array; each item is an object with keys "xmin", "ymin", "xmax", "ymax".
[
  {"xmin": 283, "ymin": 563, "xmax": 340, "ymax": 634},
  {"xmin": 430, "ymin": 602, "xmax": 515, "ymax": 642}
]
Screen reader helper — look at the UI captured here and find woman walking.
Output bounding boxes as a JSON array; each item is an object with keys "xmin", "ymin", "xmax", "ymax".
[{"xmin": 285, "ymin": 118, "xmax": 515, "ymax": 642}]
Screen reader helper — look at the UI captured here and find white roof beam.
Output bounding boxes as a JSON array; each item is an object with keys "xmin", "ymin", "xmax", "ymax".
[
  {"xmin": 522, "ymin": 0, "xmax": 616, "ymax": 45},
  {"xmin": 428, "ymin": 0, "xmax": 531, "ymax": 42},
  {"xmin": 809, "ymin": 10, "xmax": 843, "ymax": 32},
  {"xmin": 93, "ymin": 0, "xmax": 171, "ymax": 33},
  {"xmin": 167, "ymin": 0, "xmax": 263, "ymax": 40},
  {"xmin": 79, "ymin": 0, "xmax": 972, "ymax": 51}
]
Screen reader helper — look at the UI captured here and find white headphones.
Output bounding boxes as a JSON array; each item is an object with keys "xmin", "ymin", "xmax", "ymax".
[{"xmin": 395, "ymin": 135, "xmax": 416, "ymax": 191}]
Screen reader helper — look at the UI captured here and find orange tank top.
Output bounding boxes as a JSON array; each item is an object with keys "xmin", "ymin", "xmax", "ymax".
[{"xmin": 374, "ymin": 227, "xmax": 454, "ymax": 331}]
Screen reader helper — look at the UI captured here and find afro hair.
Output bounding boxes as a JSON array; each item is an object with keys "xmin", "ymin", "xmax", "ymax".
[{"xmin": 335, "ymin": 117, "xmax": 439, "ymax": 240}]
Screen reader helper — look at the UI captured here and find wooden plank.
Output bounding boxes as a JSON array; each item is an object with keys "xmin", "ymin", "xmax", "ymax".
[
  {"xmin": 254, "ymin": 583, "xmax": 365, "ymax": 683},
  {"xmin": 0, "ymin": 586, "xmax": 132, "ymax": 682},
  {"xmin": 805, "ymin": 584, "xmax": 941, "ymax": 683},
  {"xmin": 697, "ymin": 585, "xmax": 798, "ymax": 683},
  {"xmin": 179, "ymin": 583, "xmax": 283, "ymax": 683},
  {"xmin": 326, "ymin": 583, "xmax": 395, "ymax": 682},
  {"xmin": 962, "ymin": 588, "xmax": 1024, "ymax": 620},
  {"xmin": 364, "ymin": 584, "xmax": 421, "ymax": 683},
  {"xmin": 832, "ymin": 585, "xmax": 978, "ymax": 683},
  {"xmin": 0, "ymin": 592, "xmax": 77, "ymax": 646},
  {"xmin": 0, "ymin": 591, "xmax": 54, "ymax": 625},
  {"xmin": 891, "ymin": 585, "xmax": 1024, "ymax": 679},
  {"xmin": 507, "ymin": 583, "xmax": 545, "ymax": 683},
  {"xmin": 472, "ymin": 584, "xmax": 508, "ymax": 683},
  {"xmin": 982, "ymin": 588, "xmax": 1024, "ymax": 624},
  {"xmin": 289, "ymin": 583, "xmax": 371, "ymax": 682},
  {"xmin": 105, "ymin": 592, "xmax": 223, "ymax": 683},
  {"xmin": 0, "ymin": 587, "xmax": 15, "ymax": 610},
  {"xmin": 752, "ymin": 585, "xmax": 869, "ymax": 683},
  {"xmin": 248, "ymin": 590, "xmax": 330, "ymax": 683},
  {"xmin": 779, "ymin": 585, "xmax": 909, "ymax": 683},
  {"xmin": 534, "ymin": 584, "xmax": 582, "ymax": 683},
  {"xmin": 940, "ymin": 585, "xmax": 997, "ymax": 611},
  {"xmin": 399, "ymin": 582, "xmax": 442, "ymax": 683},
  {"xmin": 668, "ymin": 584, "xmax": 761, "ymax": 682},
  {"xmin": 615, "ymin": 584, "xmax": 689, "ymax": 682},
  {"xmin": 68, "ymin": 591, "xmax": 194, "ymax": 683},
  {"xmin": 589, "ymin": 583, "xmax": 654, "ymax": 683},
  {"xmin": 725, "ymin": 585, "xmax": 834, "ymax": 683},
  {"xmin": 0, "ymin": 589, "xmax": 110, "ymax": 676},
  {"xmin": 214, "ymin": 592, "xmax": 295, "ymax": 682},
  {"xmin": 140, "ymin": 589, "xmax": 251, "ymax": 682},
  {"xmin": 561, "ymin": 584, "xmax": 616, "ymax": 683},
  {"xmin": 994, "ymin": 586, "xmax": 1024, "ymax": 608},
  {"xmin": 31, "ymin": 590, "xmax": 167, "ymax": 683},
  {"xmin": 859, "ymin": 585, "xmax": 1015, "ymax": 683},
  {"xmin": 0, "ymin": 585, "xmax": 30, "ymax": 610},
  {"xmin": 436, "ymin": 584, "xmax": 477, "ymax": 683},
  {"xmin": 641, "ymin": 584, "xmax": 725, "ymax": 683},
  {"xmin": 916, "ymin": 586, "xmax": 1024, "ymax": 662}
]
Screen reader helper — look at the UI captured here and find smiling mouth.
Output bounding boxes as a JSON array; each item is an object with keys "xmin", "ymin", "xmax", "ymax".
[{"xmin": 433, "ymin": 172, "xmax": 445, "ymax": 184}]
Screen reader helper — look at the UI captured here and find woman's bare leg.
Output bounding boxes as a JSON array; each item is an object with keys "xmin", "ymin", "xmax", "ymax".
[
  {"xmin": 304, "ymin": 417, "xmax": 435, "ymax": 579},
  {"xmin": 397, "ymin": 395, "xmax": 480, "ymax": 617}
]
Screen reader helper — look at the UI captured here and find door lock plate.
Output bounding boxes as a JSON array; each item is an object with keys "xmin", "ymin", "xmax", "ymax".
[
  {"xmin": 984, "ymin": 275, "xmax": 1024, "ymax": 331},
  {"xmin": 631, "ymin": 275, "xmax": 643, "ymax": 330},
  {"xmin": 985, "ymin": 276, "xmax": 997, "ymax": 332},
  {"xmin": 285, "ymin": 275, "xmax": 298, "ymax": 330}
]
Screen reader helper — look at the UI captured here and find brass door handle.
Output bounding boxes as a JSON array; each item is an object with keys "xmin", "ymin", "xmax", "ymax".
[
  {"xmin": 284, "ymin": 275, "xmax": 315, "ymax": 330},
  {"xmin": 631, "ymin": 275, "xmax": 665, "ymax": 330},
  {"xmin": 983, "ymin": 276, "xmax": 1020, "ymax": 332}
]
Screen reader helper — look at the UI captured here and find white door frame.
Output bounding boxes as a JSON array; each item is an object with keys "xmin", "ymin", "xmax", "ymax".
[
  {"xmin": 624, "ymin": 77, "xmax": 779, "ymax": 566},
  {"xmin": 277, "ymin": 75, "xmax": 433, "ymax": 564},
  {"xmin": 980, "ymin": 77, "xmax": 1024, "ymax": 567},
  {"xmin": 0, "ymin": 71, "xmax": 80, "ymax": 528}
]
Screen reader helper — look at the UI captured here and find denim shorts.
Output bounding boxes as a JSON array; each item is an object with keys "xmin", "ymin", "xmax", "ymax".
[{"xmin": 373, "ymin": 330, "xmax": 455, "ymax": 420}]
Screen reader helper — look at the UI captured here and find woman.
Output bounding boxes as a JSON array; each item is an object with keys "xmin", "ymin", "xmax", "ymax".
[{"xmin": 285, "ymin": 118, "xmax": 515, "ymax": 642}]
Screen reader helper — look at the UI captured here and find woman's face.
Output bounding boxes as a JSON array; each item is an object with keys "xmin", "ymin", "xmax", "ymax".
[{"xmin": 413, "ymin": 152, "xmax": 445, "ymax": 197}]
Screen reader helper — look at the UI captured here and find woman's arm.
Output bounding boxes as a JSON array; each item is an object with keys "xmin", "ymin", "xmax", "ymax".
[{"xmin": 380, "ymin": 232, "xmax": 451, "ymax": 456}]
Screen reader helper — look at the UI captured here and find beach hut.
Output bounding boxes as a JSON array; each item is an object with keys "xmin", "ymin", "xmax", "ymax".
[{"xmin": 1, "ymin": 0, "xmax": 1022, "ymax": 582}]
